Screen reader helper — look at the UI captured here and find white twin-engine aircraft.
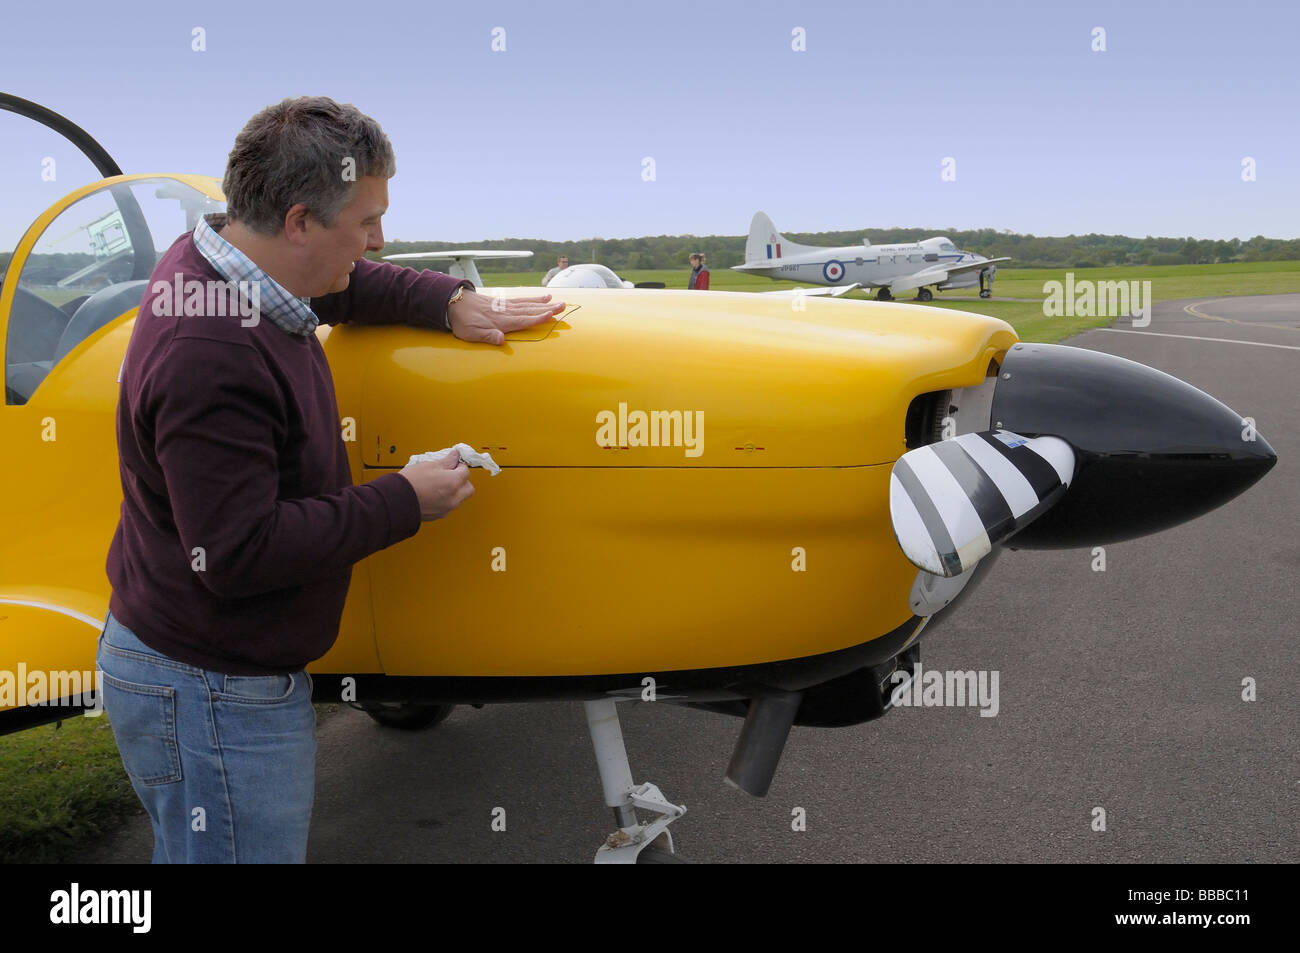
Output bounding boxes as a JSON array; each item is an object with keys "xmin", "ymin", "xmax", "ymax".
[{"xmin": 733, "ymin": 211, "xmax": 1011, "ymax": 301}]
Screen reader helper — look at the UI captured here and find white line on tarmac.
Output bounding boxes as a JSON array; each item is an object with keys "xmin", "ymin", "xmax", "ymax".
[{"xmin": 1095, "ymin": 328, "xmax": 1300, "ymax": 351}]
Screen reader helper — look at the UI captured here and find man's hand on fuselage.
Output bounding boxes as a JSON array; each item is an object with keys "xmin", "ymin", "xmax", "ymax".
[{"xmin": 449, "ymin": 291, "xmax": 566, "ymax": 346}]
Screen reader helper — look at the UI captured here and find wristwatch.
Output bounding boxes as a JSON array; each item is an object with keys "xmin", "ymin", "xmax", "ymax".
[{"xmin": 445, "ymin": 283, "xmax": 468, "ymax": 331}]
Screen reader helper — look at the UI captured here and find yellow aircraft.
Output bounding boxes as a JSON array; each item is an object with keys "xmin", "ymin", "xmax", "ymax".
[{"xmin": 0, "ymin": 95, "xmax": 1277, "ymax": 862}]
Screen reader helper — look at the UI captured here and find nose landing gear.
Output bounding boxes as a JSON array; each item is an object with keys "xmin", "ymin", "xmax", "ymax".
[{"xmin": 585, "ymin": 699, "xmax": 689, "ymax": 863}]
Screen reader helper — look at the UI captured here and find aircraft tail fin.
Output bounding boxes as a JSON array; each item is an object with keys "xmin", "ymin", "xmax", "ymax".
[{"xmin": 742, "ymin": 211, "xmax": 817, "ymax": 264}]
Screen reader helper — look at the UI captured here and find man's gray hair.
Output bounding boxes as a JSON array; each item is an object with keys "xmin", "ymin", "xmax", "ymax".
[{"xmin": 222, "ymin": 97, "xmax": 396, "ymax": 235}]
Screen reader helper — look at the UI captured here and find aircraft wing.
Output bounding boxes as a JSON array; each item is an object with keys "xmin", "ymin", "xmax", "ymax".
[
  {"xmin": 383, "ymin": 250, "xmax": 535, "ymax": 262},
  {"xmin": 760, "ymin": 283, "xmax": 861, "ymax": 298},
  {"xmin": 888, "ymin": 257, "xmax": 1012, "ymax": 294},
  {"xmin": 943, "ymin": 256, "xmax": 1011, "ymax": 275},
  {"xmin": 383, "ymin": 250, "xmax": 534, "ymax": 286}
]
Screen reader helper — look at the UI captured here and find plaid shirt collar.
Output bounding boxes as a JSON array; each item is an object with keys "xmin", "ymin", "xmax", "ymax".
[{"xmin": 192, "ymin": 213, "xmax": 319, "ymax": 336}]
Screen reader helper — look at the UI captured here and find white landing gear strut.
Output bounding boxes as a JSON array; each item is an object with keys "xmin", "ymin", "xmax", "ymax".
[{"xmin": 584, "ymin": 699, "xmax": 687, "ymax": 864}]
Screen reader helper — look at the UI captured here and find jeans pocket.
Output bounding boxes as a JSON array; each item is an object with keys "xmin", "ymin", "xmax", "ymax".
[
  {"xmin": 216, "ymin": 673, "xmax": 296, "ymax": 704},
  {"xmin": 100, "ymin": 672, "xmax": 183, "ymax": 786}
]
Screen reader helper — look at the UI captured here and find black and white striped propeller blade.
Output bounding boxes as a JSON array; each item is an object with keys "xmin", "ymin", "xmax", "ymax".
[{"xmin": 890, "ymin": 430, "xmax": 1076, "ymax": 577}]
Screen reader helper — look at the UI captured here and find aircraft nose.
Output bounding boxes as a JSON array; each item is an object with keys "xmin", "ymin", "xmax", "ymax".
[{"xmin": 989, "ymin": 342, "xmax": 1277, "ymax": 547}]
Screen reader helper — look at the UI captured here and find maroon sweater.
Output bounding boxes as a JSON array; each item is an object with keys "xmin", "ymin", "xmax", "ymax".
[{"xmin": 106, "ymin": 228, "xmax": 469, "ymax": 674}]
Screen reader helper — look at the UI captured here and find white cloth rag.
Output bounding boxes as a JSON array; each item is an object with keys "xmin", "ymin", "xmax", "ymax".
[{"xmin": 407, "ymin": 442, "xmax": 501, "ymax": 476}]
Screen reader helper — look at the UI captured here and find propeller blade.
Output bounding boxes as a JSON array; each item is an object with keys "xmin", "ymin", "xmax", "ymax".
[{"xmin": 890, "ymin": 431, "xmax": 1075, "ymax": 577}]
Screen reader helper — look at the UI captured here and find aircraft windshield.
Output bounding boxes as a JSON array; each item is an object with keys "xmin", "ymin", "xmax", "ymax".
[{"xmin": 5, "ymin": 178, "xmax": 224, "ymax": 404}]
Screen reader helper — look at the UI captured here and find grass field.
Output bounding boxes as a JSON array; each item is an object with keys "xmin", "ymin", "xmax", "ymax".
[
  {"xmin": 0, "ymin": 715, "xmax": 137, "ymax": 863},
  {"xmin": 479, "ymin": 260, "xmax": 1300, "ymax": 344}
]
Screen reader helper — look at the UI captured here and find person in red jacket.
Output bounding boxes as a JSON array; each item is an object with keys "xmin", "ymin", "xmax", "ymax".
[
  {"xmin": 98, "ymin": 96, "xmax": 564, "ymax": 863},
  {"xmin": 688, "ymin": 252, "xmax": 710, "ymax": 289}
]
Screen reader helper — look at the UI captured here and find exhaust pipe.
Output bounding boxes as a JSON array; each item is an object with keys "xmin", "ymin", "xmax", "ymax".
[{"xmin": 724, "ymin": 691, "xmax": 803, "ymax": 797}]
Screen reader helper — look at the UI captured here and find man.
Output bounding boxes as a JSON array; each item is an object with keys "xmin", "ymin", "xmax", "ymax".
[
  {"xmin": 543, "ymin": 255, "xmax": 569, "ymax": 285},
  {"xmin": 97, "ymin": 97, "xmax": 564, "ymax": 863},
  {"xmin": 688, "ymin": 252, "xmax": 710, "ymax": 290}
]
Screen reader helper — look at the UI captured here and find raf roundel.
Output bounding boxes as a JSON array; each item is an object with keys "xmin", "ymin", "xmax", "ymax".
[{"xmin": 822, "ymin": 260, "xmax": 845, "ymax": 282}]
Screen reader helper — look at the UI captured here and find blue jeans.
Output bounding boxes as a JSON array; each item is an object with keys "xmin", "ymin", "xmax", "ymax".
[{"xmin": 96, "ymin": 610, "xmax": 316, "ymax": 863}]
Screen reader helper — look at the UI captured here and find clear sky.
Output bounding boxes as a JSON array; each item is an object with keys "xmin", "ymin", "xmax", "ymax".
[{"xmin": 1, "ymin": 0, "xmax": 1296, "ymax": 244}]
